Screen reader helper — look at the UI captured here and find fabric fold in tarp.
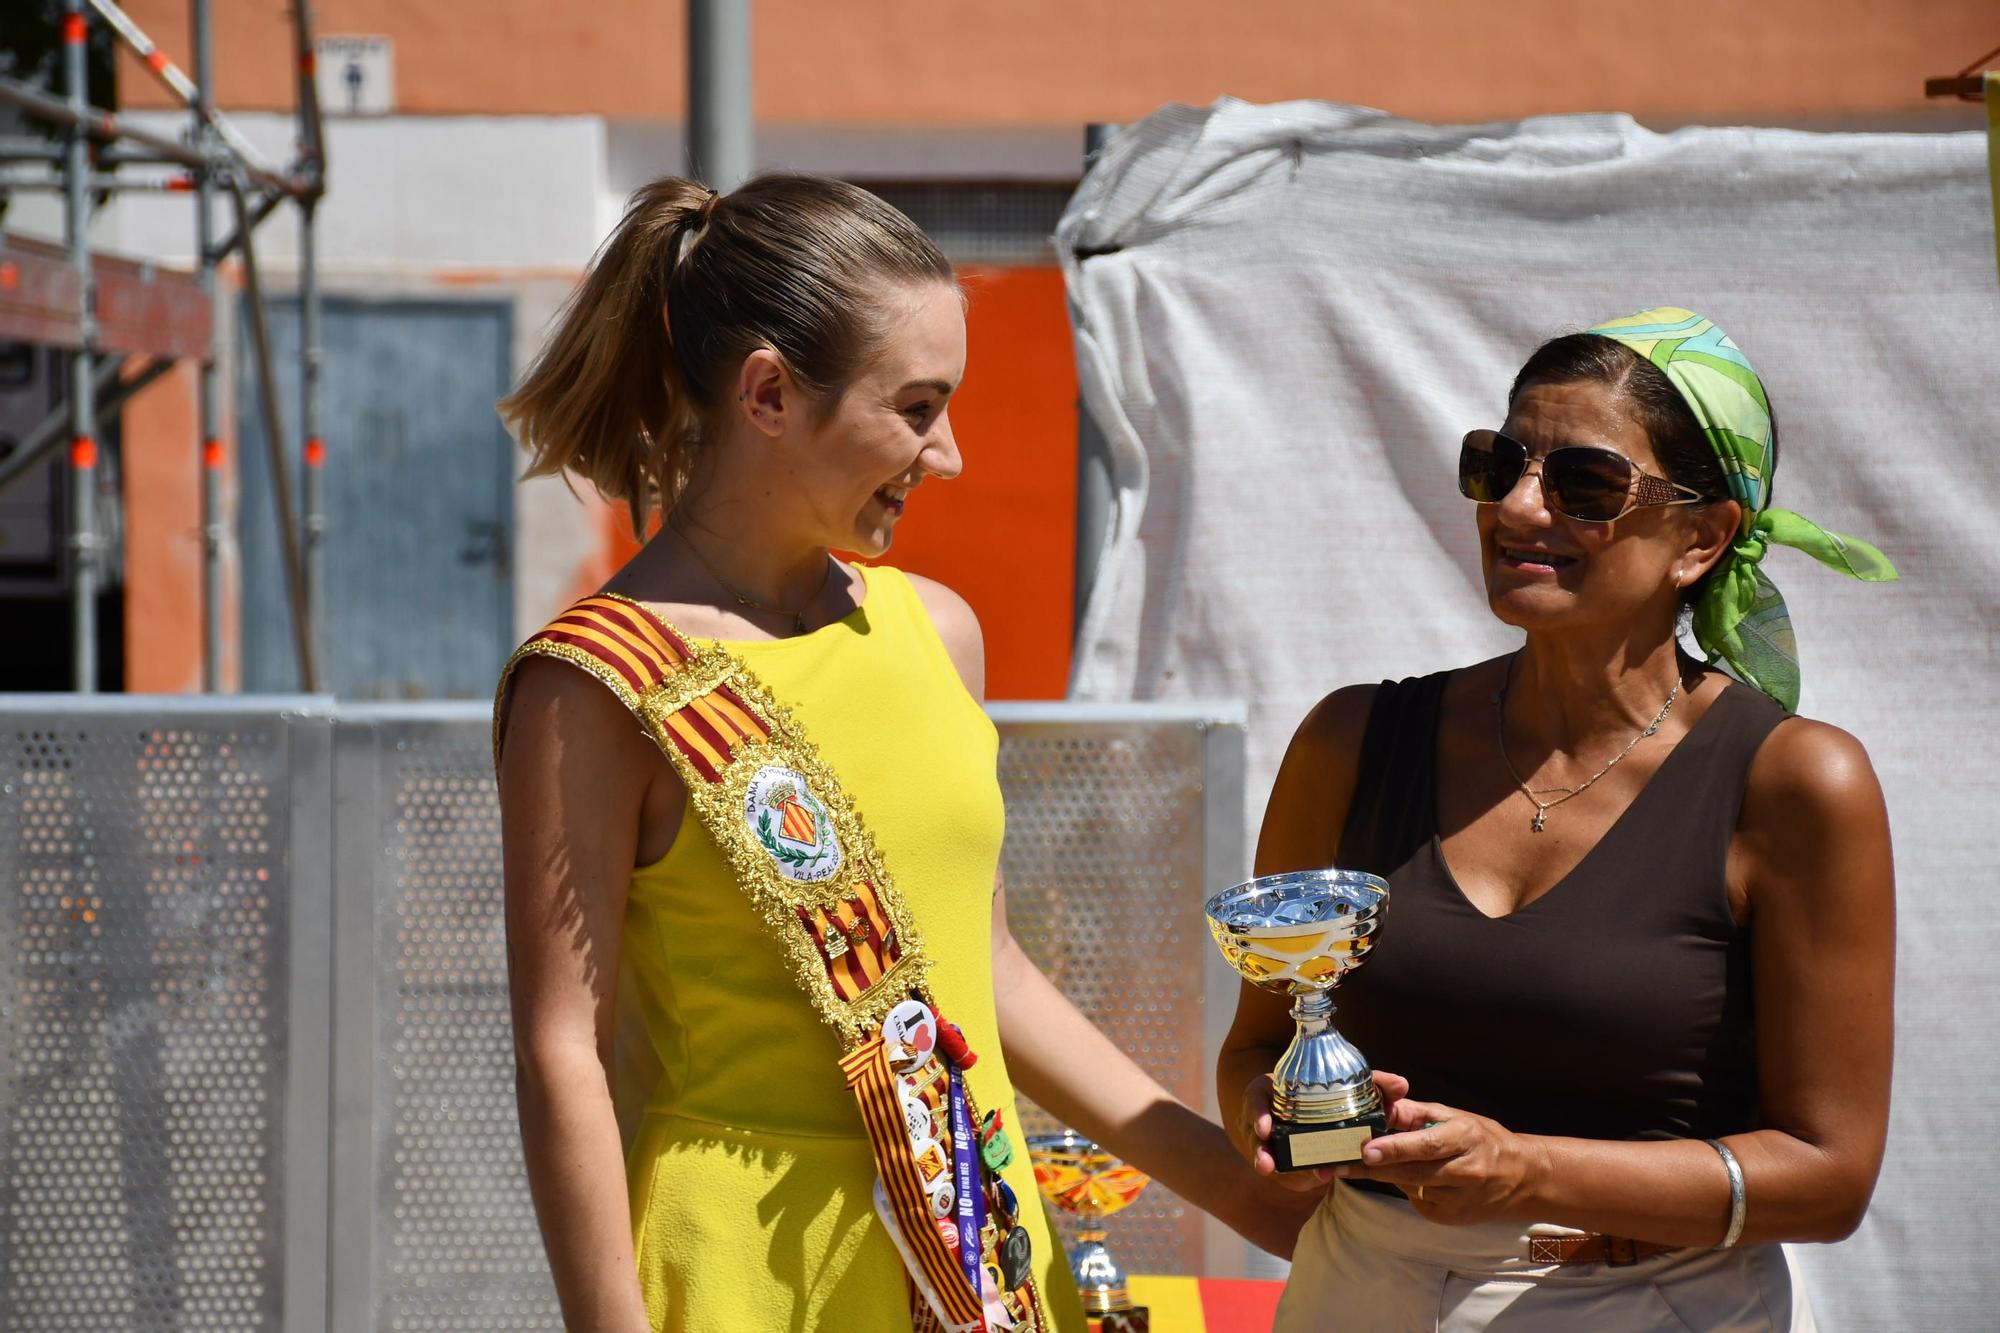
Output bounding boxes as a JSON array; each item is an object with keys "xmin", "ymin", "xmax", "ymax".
[{"xmin": 1057, "ymin": 97, "xmax": 1996, "ymax": 1329}]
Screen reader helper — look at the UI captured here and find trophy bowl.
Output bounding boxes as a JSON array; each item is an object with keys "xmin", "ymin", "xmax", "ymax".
[
  {"xmin": 1205, "ymin": 868, "xmax": 1389, "ymax": 1170},
  {"xmin": 1026, "ymin": 1129, "xmax": 1150, "ymax": 1322}
]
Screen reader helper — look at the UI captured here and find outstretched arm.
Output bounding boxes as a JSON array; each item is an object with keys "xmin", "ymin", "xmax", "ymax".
[
  {"xmin": 907, "ymin": 572, "xmax": 1318, "ymax": 1256},
  {"xmin": 991, "ymin": 877, "xmax": 1321, "ymax": 1257}
]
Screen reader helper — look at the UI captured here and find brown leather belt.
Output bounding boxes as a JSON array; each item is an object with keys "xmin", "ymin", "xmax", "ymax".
[{"xmin": 1527, "ymin": 1234, "xmax": 1677, "ymax": 1267}]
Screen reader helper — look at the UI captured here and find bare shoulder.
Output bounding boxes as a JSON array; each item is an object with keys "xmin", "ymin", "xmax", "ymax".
[
  {"xmin": 1255, "ymin": 683, "xmax": 1381, "ymax": 873},
  {"xmin": 900, "ymin": 570, "xmax": 985, "ymax": 698},
  {"xmin": 497, "ymin": 654, "xmax": 657, "ymax": 778},
  {"xmin": 1288, "ymin": 683, "xmax": 1381, "ymax": 769},
  {"xmin": 1743, "ymin": 714, "xmax": 1887, "ymax": 827},
  {"xmin": 1737, "ymin": 713, "xmax": 1892, "ymax": 908}
]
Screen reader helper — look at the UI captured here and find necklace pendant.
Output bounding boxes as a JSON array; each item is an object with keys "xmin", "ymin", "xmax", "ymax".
[
  {"xmin": 792, "ymin": 611, "xmax": 808, "ymax": 635},
  {"xmin": 1531, "ymin": 808, "xmax": 1548, "ymax": 833}
]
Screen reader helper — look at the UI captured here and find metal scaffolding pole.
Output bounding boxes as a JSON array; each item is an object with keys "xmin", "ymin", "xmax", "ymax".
[
  {"xmin": 688, "ymin": 0, "xmax": 753, "ymax": 190},
  {"xmin": 61, "ymin": 0, "xmax": 99, "ymax": 692},
  {"xmin": 0, "ymin": 74, "xmax": 305, "ymax": 197},
  {"xmin": 192, "ymin": 0, "xmax": 224, "ymax": 690},
  {"xmin": 229, "ymin": 179, "xmax": 319, "ymax": 694},
  {"xmin": 0, "ymin": 356, "xmax": 172, "ymax": 494},
  {"xmin": 85, "ymin": 0, "xmax": 276, "ymax": 176},
  {"xmin": 4, "ymin": 0, "xmax": 321, "ymax": 694},
  {"xmin": 293, "ymin": 0, "xmax": 326, "ymax": 678}
]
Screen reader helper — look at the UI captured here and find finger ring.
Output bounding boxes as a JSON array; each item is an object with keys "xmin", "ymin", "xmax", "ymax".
[{"xmin": 1414, "ymin": 1185, "xmax": 1426, "ymax": 1201}]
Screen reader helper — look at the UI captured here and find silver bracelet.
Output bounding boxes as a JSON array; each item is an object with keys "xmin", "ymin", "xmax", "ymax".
[{"xmin": 1705, "ymin": 1137, "xmax": 1746, "ymax": 1249}]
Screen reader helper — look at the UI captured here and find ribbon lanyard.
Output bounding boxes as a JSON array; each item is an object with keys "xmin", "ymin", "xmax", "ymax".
[{"xmin": 947, "ymin": 1063, "xmax": 988, "ymax": 1306}]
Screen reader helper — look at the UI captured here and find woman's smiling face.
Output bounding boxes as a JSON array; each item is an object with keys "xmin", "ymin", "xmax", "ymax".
[
  {"xmin": 789, "ymin": 281, "xmax": 968, "ymax": 558},
  {"xmin": 1479, "ymin": 378, "xmax": 1705, "ymax": 637}
]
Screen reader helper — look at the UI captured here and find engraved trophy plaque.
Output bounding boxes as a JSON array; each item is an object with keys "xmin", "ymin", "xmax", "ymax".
[
  {"xmin": 1026, "ymin": 1129, "xmax": 1151, "ymax": 1332},
  {"xmin": 1205, "ymin": 869, "xmax": 1389, "ymax": 1170}
]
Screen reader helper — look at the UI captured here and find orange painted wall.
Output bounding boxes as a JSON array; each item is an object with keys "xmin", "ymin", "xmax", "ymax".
[
  {"xmin": 576, "ymin": 266, "xmax": 1076, "ymax": 698},
  {"xmin": 887, "ymin": 266, "xmax": 1077, "ymax": 699},
  {"xmin": 119, "ymin": 361, "xmax": 208, "ymax": 692},
  {"xmin": 119, "ymin": 0, "xmax": 1991, "ymax": 126}
]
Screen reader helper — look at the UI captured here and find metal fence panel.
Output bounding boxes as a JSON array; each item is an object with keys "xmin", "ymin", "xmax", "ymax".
[
  {"xmin": 0, "ymin": 697, "xmax": 331, "ymax": 1333},
  {"xmin": 330, "ymin": 704, "xmax": 561, "ymax": 1332},
  {"xmin": 1, "ymin": 698, "xmax": 1246, "ymax": 1326}
]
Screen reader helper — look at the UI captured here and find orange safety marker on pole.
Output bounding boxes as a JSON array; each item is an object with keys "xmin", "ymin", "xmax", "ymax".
[
  {"xmin": 70, "ymin": 436, "xmax": 98, "ymax": 470},
  {"xmin": 83, "ymin": 0, "xmax": 274, "ymax": 172},
  {"xmin": 304, "ymin": 436, "xmax": 326, "ymax": 468}
]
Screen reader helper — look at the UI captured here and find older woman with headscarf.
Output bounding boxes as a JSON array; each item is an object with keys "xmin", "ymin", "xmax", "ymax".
[{"xmin": 1221, "ymin": 309, "xmax": 1897, "ymax": 1331}]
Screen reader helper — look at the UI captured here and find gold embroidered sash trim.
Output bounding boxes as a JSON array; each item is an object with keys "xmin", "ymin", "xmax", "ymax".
[{"xmin": 495, "ymin": 592, "xmax": 1044, "ymax": 1332}]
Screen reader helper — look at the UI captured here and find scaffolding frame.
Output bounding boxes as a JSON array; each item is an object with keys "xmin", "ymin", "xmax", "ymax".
[{"xmin": 0, "ymin": 0, "xmax": 327, "ymax": 692}]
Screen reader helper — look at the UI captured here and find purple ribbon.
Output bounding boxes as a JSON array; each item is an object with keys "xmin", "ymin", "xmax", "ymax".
[{"xmin": 947, "ymin": 1063, "xmax": 987, "ymax": 1304}]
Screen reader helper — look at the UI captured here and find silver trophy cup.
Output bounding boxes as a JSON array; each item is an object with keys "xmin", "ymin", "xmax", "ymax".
[{"xmin": 1205, "ymin": 869, "xmax": 1389, "ymax": 1170}]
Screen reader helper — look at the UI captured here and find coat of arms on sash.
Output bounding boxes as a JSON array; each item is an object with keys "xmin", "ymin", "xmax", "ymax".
[{"xmin": 745, "ymin": 765, "xmax": 843, "ymax": 883}]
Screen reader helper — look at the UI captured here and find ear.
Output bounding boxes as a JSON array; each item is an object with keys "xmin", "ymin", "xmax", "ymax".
[
  {"xmin": 735, "ymin": 348, "xmax": 795, "ymax": 440},
  {"xmin": 1677, "ymin": 499, "xmax": 1743, "ymax": 587}
]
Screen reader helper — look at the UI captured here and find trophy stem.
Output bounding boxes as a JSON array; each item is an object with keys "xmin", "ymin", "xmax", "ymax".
[
  {"xmin": 1272, "ymin": 984, "xmax": 1380, "ymax": 1126},
  {"xmin": 1291, "ymin": 986, "xmax": 1336, "ymax": 1031}
]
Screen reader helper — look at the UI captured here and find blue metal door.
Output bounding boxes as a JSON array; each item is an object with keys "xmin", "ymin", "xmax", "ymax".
[{"xmin": 237, "ymin": 299, "xmax": 514, "ymax": 699}]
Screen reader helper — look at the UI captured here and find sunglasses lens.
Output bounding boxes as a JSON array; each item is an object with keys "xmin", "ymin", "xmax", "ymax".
[
  {"xmin": 1542, "ymin": 447, "xmax": 1635, "ymax": 522},
  {"xmin": 1458, "ymin": 431, "xmax": 1523, "ymax": 504}
]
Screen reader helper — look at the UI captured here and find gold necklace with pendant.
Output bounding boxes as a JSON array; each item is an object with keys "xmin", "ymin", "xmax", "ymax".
[{"xmin": 1491, "ymin": 655, "xmax": 1681, "ymax": 833}]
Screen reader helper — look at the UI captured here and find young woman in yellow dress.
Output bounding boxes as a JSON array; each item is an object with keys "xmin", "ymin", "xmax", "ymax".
[{"xmin": 493, "ymin": 175, "xmax": 1317, "ymax": 1332}]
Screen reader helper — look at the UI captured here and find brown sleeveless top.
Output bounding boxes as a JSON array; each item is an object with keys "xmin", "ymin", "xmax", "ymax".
[{"xmin": 1334, "ymin": 671, "xmax": 1786, "ymax": 1143}]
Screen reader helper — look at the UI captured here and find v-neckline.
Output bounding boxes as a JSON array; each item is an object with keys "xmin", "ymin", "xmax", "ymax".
[{"xmin": 1429, "ymin": 679, "xmax": 1744, "ymax": 923}]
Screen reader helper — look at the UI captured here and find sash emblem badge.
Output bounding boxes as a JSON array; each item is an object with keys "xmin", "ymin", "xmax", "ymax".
[{"xmin": 745, "ymin": 765, "xmax": 843, "ymax": 883}]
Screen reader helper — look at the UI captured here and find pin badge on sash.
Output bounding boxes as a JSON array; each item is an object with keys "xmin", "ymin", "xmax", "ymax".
[{"xmin": 884, "ymin": 998, "xmax": 939, "ymax": 1072}]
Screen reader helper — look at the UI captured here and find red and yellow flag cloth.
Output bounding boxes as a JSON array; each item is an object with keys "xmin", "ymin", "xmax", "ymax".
[
  {"xmin": 1107, "ymin": 1277, "xmax": 1285, "ymax": 1332},
  {"xmin": 495, "ymin": 594, "xmax": 1044, "ymax": 1333}
]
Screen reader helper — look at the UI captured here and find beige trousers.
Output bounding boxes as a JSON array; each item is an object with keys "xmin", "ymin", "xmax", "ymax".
[{"xmin": 1277, "ymin": 1182, "xmax": 1816, "ymax": 1332}]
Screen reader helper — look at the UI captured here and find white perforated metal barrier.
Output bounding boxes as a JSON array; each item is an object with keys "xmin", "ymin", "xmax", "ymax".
[
  {"xmin": 0, "ymin": 697, "xmax": 332, "ymax": 1333},
  {"xmin": 328, "ymin": 705, "xmax": 563, "ymax": 1333},
  {"xmin": 0, "ymin": 698, "xmax": 1243, "ymax": 1329}
]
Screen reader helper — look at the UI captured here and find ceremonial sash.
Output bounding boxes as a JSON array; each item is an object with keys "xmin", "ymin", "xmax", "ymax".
[{"xmin": 496, "ymin": 594, "xmax": 1047, "ymax": 1333}]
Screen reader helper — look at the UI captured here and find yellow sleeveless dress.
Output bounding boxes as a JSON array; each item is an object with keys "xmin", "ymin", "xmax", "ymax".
[{"xmin": 615, "ymin": 563, "xmax": 1084, "ymax": 1333}]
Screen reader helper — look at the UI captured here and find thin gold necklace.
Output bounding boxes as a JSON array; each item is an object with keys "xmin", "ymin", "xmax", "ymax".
[
  {"xmin": 1491, "ymin": 655, "xmax": 1680, "ymax": 833},
  {"xmin": 669, "ymin": 520, "xmax": 835, "ymax": 636}
]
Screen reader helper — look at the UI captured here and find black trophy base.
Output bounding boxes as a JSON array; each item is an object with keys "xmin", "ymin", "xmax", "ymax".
[
  {"xmin": 1089, "ymin": 1310, "xmax": 1149, "ymax": 1333},
  {"xmin": 1270, "ymin": 1107, "xmax": 1387, "ymax": 1171}
]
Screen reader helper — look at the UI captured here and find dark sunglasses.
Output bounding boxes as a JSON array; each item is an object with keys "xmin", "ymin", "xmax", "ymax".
[{"xmin": 1457, "ymin": 429, "xmax": 1708, "ymax": 523}]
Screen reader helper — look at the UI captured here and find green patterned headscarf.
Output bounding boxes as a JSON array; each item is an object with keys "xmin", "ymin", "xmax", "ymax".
[{"xmin": 1585, "ymin": 307, "xmax": 1898, "ymax": 711}]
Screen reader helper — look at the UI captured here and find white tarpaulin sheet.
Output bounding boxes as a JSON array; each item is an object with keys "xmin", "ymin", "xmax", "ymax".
[{"xmin": 1058, "ymin": 99, "xmax": 1997, "ymax": 1327}]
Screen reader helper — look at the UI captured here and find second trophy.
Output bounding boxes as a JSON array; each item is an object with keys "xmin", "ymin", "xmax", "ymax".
[
  {"xmin": 1205, "ymin": 868, "xmax": 1389, "ymax": 1170},
  {"xmin": 1025, "ymin": 1129, "xmax": 1151, "ymax": 1331}
]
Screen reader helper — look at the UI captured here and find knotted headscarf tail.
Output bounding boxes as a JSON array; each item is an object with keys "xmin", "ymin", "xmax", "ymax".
[{"xmin": 1584, "ymin": 307, "xmax": 1898, "ymax": 712}]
